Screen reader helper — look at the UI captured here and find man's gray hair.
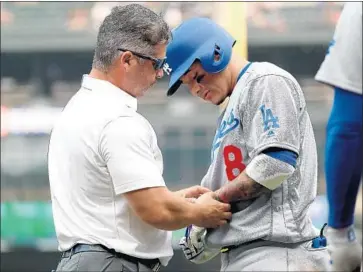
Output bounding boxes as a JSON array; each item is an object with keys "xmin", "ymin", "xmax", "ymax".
[{"xmin": 92, "ymin": 4, "xmax": 171, "ymax": 72}]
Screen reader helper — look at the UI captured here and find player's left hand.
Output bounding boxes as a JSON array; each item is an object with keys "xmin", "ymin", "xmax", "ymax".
[
  {"xmin": 176, "ymin": 186, "xmax": 211, "ymax": 199},
  {"xmin": 179, "ymin": 225, "xmax": 220, "ymax": 264},
  {"xmin": 179, "ymin": 225, "xmax": 205, "ymax": 261}
]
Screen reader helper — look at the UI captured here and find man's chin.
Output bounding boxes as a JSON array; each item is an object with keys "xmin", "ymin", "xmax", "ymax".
[
  {"xmin": 133, "ymin": 89, "xmax": 146, "ymax": 98},
  {"xmin": 141, "ymin": 83, "xmax": 155, "ymax": 95},
  {"xmin": 138, "ymin": 87, "xmax": 151, "ymax": 97}
]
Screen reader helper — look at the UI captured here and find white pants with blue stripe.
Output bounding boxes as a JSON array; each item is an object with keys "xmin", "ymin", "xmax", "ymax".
[{"xmin": 221, "ymin": 239, "xmax": 330, "ymax": 271}]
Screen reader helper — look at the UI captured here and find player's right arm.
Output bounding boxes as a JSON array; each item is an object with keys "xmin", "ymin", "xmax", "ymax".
[{"xmin": 99, "ymin": 116, "xmax": 231, "ymax": 231}]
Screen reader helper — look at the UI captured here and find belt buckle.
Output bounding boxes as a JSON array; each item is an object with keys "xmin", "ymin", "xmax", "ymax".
[{"xmin": 151, "ymin": 261, "xmax": 161, "ymax": 272}]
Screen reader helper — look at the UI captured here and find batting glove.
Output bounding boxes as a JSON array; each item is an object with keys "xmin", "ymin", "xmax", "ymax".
[{"xmin": 179, "ymin": 225, "xmax": 220, "ymax": 264}]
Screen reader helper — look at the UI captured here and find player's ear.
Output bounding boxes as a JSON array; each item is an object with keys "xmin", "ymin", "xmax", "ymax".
[{"xmin": 120, "ymin": 51, "xmax": 134, "ymax": 72}]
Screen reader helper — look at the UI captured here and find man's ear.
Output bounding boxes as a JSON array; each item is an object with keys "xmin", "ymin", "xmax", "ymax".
[{"xmin": 120, "ymin": 51, "xmax": 133, "ymax": 71}]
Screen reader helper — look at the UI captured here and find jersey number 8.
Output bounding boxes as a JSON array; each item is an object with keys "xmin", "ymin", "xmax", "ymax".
[{"xmin": 223, "ymin": 145, "xmax": 246, "ymax": 181}]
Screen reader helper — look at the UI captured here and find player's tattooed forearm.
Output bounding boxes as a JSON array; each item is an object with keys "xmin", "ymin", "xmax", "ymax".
[{"xmin": 215, "ymin": 172, "xmax": 270, "ymax": 203}]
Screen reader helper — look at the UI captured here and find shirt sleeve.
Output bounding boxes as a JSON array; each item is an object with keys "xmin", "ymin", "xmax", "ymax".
[
  {"xmin": 314, "ymin": 2, "xmax": 362, "ymax": 94},
  {"xmin": 99, "ymin": 116, "xmax": 166, "ymax": 195},
  {"xmin": 243, "ymin": 75, "xmax": 301, "ymax": 158}
]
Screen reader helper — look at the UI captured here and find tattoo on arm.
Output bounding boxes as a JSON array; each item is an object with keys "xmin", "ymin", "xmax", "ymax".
[{"xmin": 215, "ymin": 171, "xmax": 270, "ymax": 203}]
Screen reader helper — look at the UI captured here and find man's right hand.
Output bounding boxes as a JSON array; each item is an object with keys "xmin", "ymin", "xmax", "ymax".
[{"xmin": 194, "ymin": 192, "xmax": 231, "ymax": 228}]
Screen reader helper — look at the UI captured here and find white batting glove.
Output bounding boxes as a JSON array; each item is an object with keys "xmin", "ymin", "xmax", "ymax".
[{"xmin": 179, "ymin": 225, "xmax": 220, "ymax": 264}]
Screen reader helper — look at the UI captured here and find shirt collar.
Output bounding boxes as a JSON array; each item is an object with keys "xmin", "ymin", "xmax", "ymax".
[{"xmin": 81, "ymin": 74, "xmax": 137, "ymax": 111}]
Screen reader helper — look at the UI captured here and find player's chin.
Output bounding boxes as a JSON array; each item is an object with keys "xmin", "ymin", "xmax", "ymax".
[
  {"xmin": 202, "ymin": 94, "xmax": 219, "ymax": 105},
  {"xmin": 215, "ymin": 96, "xmax": 227, "ymax": 106}
]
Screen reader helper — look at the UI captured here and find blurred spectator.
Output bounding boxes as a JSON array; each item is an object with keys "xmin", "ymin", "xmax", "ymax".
[
  {"xmin": 142, "ymin": 2, "xmax": 164, "ymax": 12},
  {"xmin": 90, "ymin": 2, "xmax": 154, "ymax": 32},
  {"xmin": 1, "ymin": 2, "xmax": 14, "ymax": 25},
  {"xmin": 14, "ymin": 2, "xmax": 39, "ymax": 6},
  {"xmin": 163, "ymin": 3, "xmax": 183, "ymax": 28},
  {"xmin": 317, "ymin": 2, "xmax": 344, "ymax": 26},
  {"xmin": 67, "ymin": 8, "xmax": 89, "ymax": 31},
  {"xmin": 90, "ymin": 2, "xmax": 162, "ymax": 32},
  {"xmin": 162, "ymin": 2, "xmax": 215, "ymax": 29},
  {"xmin": 181, "ymin": 2, "xmax": 214, "ymax": 20},
  {"xmin": 90, "ymin": 2, "xmax": 120, "ymax": 32},
  {"xmin": 246, "ymin": 2, "xmax": 286, "ymax": 33}
]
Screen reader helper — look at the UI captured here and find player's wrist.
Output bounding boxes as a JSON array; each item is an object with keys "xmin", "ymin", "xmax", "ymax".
[{"xmin": 214, "ymin": 189, "xmax": 227, "ymax": 203}]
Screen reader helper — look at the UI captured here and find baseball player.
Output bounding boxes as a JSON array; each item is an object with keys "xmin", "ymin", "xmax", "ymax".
[
  {"xmin": 164, "ymin": 18, "xmax": 331, "ymax": 271},
  {"xmin": 315, "ymin": 2, "xmax": 362, "ymax": 272},
  {"xmin": 48, "ymin": 6, "xmax": 231, "ymax": 272}
]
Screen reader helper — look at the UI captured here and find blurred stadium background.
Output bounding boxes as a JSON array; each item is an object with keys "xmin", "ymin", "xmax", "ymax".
[{"xmin": 1, "ymin": 1, "xmax": 361, "ymax": 271}]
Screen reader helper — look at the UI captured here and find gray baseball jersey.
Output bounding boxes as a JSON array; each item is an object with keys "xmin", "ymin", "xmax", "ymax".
[
  {"xmin": 315, "ymin": 2, "xmax": 362, "ymax": 94},
  {"xmin": 201, "ymin": 62, "xmax": 319, "ymax": 248}
]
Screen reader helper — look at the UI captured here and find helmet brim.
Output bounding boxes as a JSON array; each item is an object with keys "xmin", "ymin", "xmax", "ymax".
[{"xmin": 166, "ymin": 54, "xmax": 196, "ymax": 96}]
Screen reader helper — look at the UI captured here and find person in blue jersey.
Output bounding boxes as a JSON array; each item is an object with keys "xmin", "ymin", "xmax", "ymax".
[{"xmin": 315, "ymin": 2, "xmax": 362, "ymax": 272}]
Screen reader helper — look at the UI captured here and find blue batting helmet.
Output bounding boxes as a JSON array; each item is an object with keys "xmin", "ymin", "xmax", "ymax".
[{"xmin": 165, "ymin": 17, "xmax": 236, "ymax": 96}]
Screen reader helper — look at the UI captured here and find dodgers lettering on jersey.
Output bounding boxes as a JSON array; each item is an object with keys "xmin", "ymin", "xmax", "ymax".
[
  {"xmin": 201, "ymin": 62, "xmax": 319, "ymax": 248},
  {"xmin": 315, "ymin": 2, "xmax": 362, "ymax": 94}
]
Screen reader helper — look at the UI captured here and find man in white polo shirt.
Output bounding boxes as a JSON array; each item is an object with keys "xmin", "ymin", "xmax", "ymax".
[{"xmin": 48, "ymin": 4, "xmax": 231, "ymax": 272}]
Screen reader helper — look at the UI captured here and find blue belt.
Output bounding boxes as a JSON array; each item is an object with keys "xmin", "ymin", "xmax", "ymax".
[
  {"xmin": 221, "ymin": 224, "xmax": 328, "ymax": 253},
  {"xmin": 220, "ymin": 239, "xmax": 264, "ymax": 253},
  {"xmin": 62, "ymin": 243, "xmax": 161, "ymax": 272}
]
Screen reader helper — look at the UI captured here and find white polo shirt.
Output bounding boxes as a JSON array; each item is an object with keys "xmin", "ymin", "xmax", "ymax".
[{"xmin": 48, "ymin": 75, "xmax": 173, "ymax": 266}]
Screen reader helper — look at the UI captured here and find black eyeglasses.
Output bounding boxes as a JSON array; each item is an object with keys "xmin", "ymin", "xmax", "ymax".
[{"xmin": 118, "ymin": 48, "xmax": 167, "ymax": 71}]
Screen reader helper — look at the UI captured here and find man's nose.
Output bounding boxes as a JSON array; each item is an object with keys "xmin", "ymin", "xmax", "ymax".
[{"xmin": 156, "ymin": 68, "xmax": 164, "ymax": 79}]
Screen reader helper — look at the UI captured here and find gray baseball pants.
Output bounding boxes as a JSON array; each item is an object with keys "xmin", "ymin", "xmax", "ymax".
[
  {"xmin": 54, "ymin": 245, "xmax": 158, "ymax": 272},
  {"xmin": 220, "ymin": 239, "xmax": 330, "ymax": 271}
]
